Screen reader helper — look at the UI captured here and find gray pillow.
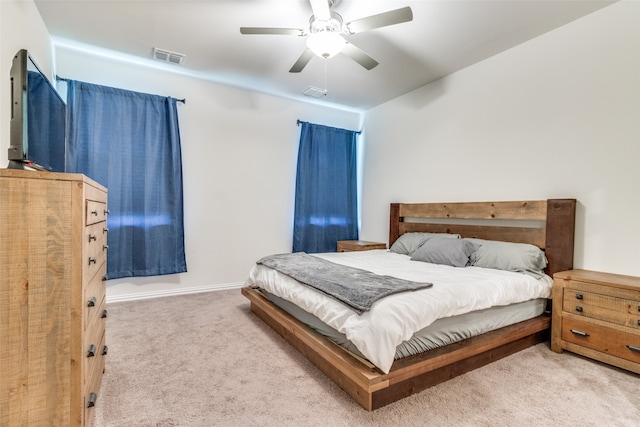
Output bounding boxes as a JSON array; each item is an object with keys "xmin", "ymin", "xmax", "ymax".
[
  {"xmin": 410, "ymin": 238, "xmax": 479, "ymax": 267},
  {"xmin": 465, "ymin": 238, "xmax": 548, "ymax": 278},
  {"xmin": 389, "ymin": 232, "xmax": 461, "ymax": 255}
]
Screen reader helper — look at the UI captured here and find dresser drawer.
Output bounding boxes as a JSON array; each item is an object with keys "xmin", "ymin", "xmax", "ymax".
[
  {"xmin": 86, "ymin": 199, "xmax": 108, "ymax": 225},
  {"xmin": 85, "ymin": 283, "xmax": 106, "ymax": 334},
  {"xmin": 86, "ymin": 221, "xmax": 108, "ymax": 249},
  {"xmin": 83, "ymin": 340, "xmax": 105, "ymax": 427},
  {"xmin": 561, "ymin": 317, "xmax": 640, "ymax": 364},
  {"xmin": 84, "ymin": 223, "xmax": 108, "ymax": 284},
  {"xmin": 84, "ymin": 392, "xmax": 98, "ymax": 427},
  {"xmin": 563, "ymin": 289, "xmax": 640, "ymax": 329},
  {"xmin": 84, "ymin": 335, "xmax": 106, "ymax": 427},
  {"xmin": 84, "ymin": 327, "xmax": 106, "ymax": 393},
  {"xmin": 84, "ymin": 266, "xmax": 106, "ymax": 329}
]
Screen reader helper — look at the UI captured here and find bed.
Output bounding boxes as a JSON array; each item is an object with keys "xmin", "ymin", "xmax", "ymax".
[{"xmin": 241, "ymin": 199, "xmax": 576, "ymax": 410}]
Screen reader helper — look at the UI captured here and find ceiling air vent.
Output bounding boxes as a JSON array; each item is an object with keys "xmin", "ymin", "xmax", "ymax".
[
  {"xmin": 152, "ymin": 48, "xmax": 185, "ymax": 65},
  {"xmin": 303, "ymin": 86, "xmax": 327, "ymax": 98}
]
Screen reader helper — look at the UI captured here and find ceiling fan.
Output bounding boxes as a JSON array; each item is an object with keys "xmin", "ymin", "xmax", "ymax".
[{"xmin": 240, "ymin": 0, "xmax": 413, "ymax": 73}]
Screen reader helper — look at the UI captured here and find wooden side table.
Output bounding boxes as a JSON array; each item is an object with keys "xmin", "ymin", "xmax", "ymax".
[
  {"xmin": 551, "ymin": 269, "xmax": 640, "ymax": 374},
  {"xmin": 337, "ymin": 240, "xmax": 387, "ymax": 252}
]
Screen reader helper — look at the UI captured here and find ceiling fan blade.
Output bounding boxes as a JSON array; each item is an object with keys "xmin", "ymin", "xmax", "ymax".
[
  {"xmin": 341, "ymin": 43, "xmax": 379, "ymax": 70},
  {"xmin": 240, "ymin": 27, "xmax": 305, "ymax": 36},
  {"xmin": 289, "ymin": 49, "xmax": 315, "ymax": 73},
  {"xmin": 309, "ymin": 0, "xmax": 331, "ymax": 21},
  {"xmin": 345, "ymin": 6, "xmax": 413, "ymax": 34}
]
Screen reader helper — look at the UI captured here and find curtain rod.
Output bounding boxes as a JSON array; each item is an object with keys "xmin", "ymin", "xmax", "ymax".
[
  {"xmin": 296, "ymin": 119, "xmax": 361, "ymax": 134},
  {"xmin": 55, "ymin": 75, "xmax": 186, "ymax": 104}
]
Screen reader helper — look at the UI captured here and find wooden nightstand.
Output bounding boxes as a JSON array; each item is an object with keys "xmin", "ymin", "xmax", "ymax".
[
  {"xmin": 337, "ymin": 240, "xmax": 387, "ymax": 252},
  {"xmin": 551, "ymin": 269, "xmax": 640, "ymax": 374}
]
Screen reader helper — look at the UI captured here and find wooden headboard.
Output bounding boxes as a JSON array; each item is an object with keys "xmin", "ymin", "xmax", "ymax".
[{"xmin": 389, "ymin": 199, "xmax": 576, "ymax": 277}]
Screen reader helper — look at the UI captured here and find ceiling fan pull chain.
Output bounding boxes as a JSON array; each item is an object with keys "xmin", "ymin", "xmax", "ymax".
[{"xmin": 324, "ymin": 58, "xmax": 328, "ymax": 96}]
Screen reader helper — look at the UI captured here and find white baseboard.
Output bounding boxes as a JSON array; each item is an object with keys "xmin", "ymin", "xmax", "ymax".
[{"xmin": 106, "ymin": 282, "xmax": 245, "ymax": 304}]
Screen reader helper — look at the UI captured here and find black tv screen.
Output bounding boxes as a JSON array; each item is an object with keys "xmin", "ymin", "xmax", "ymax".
[{"xmin": 8, "ymin": 49, "xmax": 66, "ymax": 172}]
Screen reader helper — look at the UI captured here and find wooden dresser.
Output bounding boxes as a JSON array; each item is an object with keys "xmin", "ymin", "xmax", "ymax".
[
  {"xmin": 0, "ymin": 169, "xmax": 109, "ymax": 426},
  {"xmin": 551, "ymin": 269, "xmax": 640, "ymax": 374}
]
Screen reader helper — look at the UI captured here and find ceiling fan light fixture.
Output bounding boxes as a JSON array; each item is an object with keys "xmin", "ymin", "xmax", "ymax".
[{"xmin": 306, "ymin": 31, "xmax": 346, "ymax": 58}]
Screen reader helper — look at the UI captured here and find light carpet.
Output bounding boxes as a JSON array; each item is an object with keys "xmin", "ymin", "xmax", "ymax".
[{"xmin": 93, "ymin": 289, "xmax": 639, "ymax": 426}]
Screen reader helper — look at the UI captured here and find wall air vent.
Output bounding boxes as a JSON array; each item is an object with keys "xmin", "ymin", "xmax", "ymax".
[
  {"xmin": 303, "ymin": 86, "xmax": 327, "ymax": 98},
  {"xmin": 152, "ymin": 48, "xmax": 185, "ymax": 65}
]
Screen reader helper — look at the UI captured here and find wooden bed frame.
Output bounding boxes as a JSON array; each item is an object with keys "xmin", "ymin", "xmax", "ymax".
[{"xmin": 242, "ymin": 199, "xmax": 576, "ymax": 410}]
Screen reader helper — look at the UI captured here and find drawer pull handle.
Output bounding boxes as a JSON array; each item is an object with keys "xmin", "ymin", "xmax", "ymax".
[
  {"xmin": 575, "ymin": 306, "xmax": 583, "ymax": 313},
  {"xmin": 87, "ymin": 344, "xmax": 96, "ymax": 358},
  {"xmin": 89, "ymin": 234, "xmax": 97, "ymax": 242},
  {"xmin": 575, "ymin": 294, "xmax": 583, "ymax": 300},
  {"xmin": 628, "ymin": 345, "xmax": 640, "ymax": 353},
  {"xmin": 104, "ymin": 209, "xmax": 110, "ymax": 215},
  {"xmin": 89, "ymin": 257, "xmax": 97, "ymax": 265},
  {"xmin": 102, "ymin": 345, "xmax": 109, "ymax": 356},
  {"xmin": 87, "ymin": 296, "xmax": 97, "ymax": 307},
  {"xmin": 570, "ymin": 329, "xmax": 589, "ymax": 337},
  {"xmin": 102, "ymin": 309, "xmax": 108, "ymax": 319},
  {"xmin": 87, "ymin": 392, "xmax": 97, "ymax": 408},
  {"xmin": 103, "ymin": 244, "xmax": 109, "ymax": 251},
  {"xmin": 103, "ymin": 227, "xmax": 109, "ymax": 234},
  {"xmin": 91, "ymin": 210, "xmax": 98, "ymax": 216},
  {"xmin": 102, "ymin": 275, "xmax": 107, "ymax": 281}
]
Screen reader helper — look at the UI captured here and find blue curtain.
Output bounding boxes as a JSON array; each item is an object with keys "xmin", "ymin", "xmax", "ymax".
[
  {"xmin": 293, "ymin": 121, "xmax": 359, "ymax": 253},
  {"xmin": 66, "ymin": 80, "xmax": 187, "ymax": 279}
]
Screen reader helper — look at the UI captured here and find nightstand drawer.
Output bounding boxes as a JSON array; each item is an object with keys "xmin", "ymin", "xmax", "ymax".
[
  {"xmin": 561, "ymin": 317, "xmax": 640, "ymax": 364},
  {"xmin": 563, "ymin": 289, "xmax": 640, "ymax": 329}
]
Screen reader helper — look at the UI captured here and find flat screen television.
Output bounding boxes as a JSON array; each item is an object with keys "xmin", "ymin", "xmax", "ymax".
[{"xmin": 8, "ymin": 49, "xmax": 66, "ymax": 172}]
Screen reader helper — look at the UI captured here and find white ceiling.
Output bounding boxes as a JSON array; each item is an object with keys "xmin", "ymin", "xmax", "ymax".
[{"xmin": 34, "ymin": 0, "xmax": 616, "ymax": 111}]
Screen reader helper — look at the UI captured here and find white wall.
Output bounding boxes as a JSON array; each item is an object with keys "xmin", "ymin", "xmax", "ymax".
[
  {"xmin": 4, "ymin": 0, "xmax": 639, "ymax": 302},
  {"xmin": 361, "ymin": 1, "xmax": 640, "ymax": 277},
  {"xmin": 52, "ymin": 44, "xmax": 362, "ymax": 301},
  {"xmin": 1, "ymin": 0, "xmax": 362, "ymax": 301},
  {"xmin": 0, "ymin": 0, "xmax": 55, "ymax": 168}
]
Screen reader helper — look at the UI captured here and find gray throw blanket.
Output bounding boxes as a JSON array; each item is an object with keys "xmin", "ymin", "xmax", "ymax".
[{"xmin": 257, "ymin": 252, "xmax": 433, "ymax": 314}]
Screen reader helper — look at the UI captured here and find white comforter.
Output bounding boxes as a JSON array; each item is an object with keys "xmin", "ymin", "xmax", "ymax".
[{"xmin": 246, "ymin": 249, "xmax": 553, "ymax": 373}]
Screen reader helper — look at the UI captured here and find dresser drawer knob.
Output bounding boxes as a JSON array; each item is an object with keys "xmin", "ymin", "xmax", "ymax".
[
  {"xmin": 91, "ymin": 210, "xmax": 98, "ymax": 216},
  {"xmin": 575, "ymin": 294, "xmax": 583, "ymax": 300},
  {"xmin": 102, "ymin": 309, "xmax": 108, "ymax": 319},
  {"xmin": 103, "ymin": 244, "xmax": 109, "ymax": 251},
  {"xmin": 102, "ymin": 275, "xmax": 108, "ymax": 281},
  {"xmin": 570, "ymin": 329, "xmax": 589, "ymax": 337},
  {"xmin": 87, "ymin": 296, "xmax": 97, "ymax": 307},
  {"xmin": 102, "ymin": 345, "xmax": 109, "ymax": 356},
  {"xmin": 103, "ymin": 227, "xmax": 109, "ymax": 234},
  {"xmin": 89, "ymin": 257, "xmax": 97, "ymax": 265},
  {"xmin": 575, "ymin": 306, "xmax": 583, "ymax": 313},
  {"xmin": 87, "ymin": 392, "xmax": 97, "ymax": 408},
  {"xmin": 628, "ymin": 345, "xmax": 640, "ymax": 353},
  {"xmin": 89, "ymin": 234, "xmax": 97, "ymax": 242},
  {"xmin": 87, "ymin": 344, "xmax": 96, "ymax": 358},
  {"xmin": 104, "ymin": 209, "xmax": 110, "ymax": 215}
]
